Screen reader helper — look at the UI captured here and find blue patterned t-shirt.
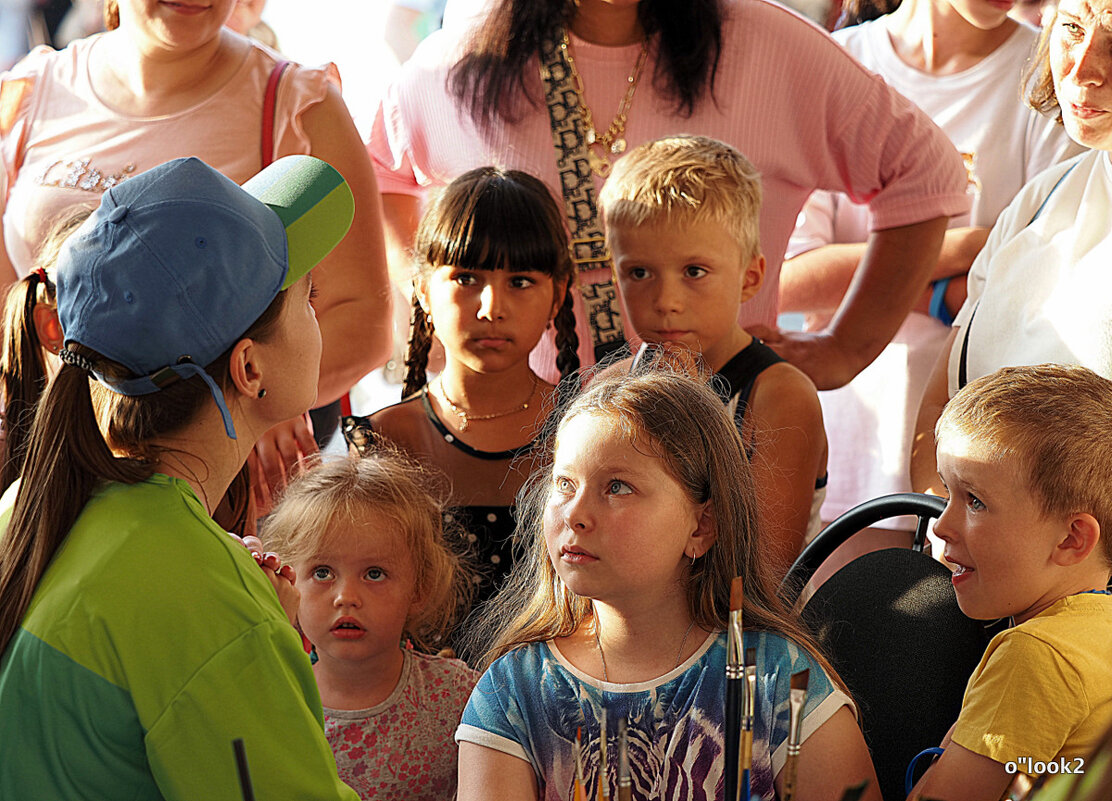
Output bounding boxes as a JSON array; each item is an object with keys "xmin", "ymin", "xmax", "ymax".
[{"xmin": 456, "ymin": 629, "xmax": 852, "ymax": 801}]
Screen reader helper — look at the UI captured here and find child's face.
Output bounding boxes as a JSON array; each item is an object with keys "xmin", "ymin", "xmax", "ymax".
[
  {"xmin": 417, "ymin": 266, "xmax": 563, "ymax": 375},
  {"xmin": 609, "ymin": 217, "xmax": 764, "ymax": 372},
  {"xmin": 543, "ymin": 412, "xmax": 715, "ymax": 610},
  {"xmin": 295, "ymin": 509, "xmax": 418, "ymax": 669},
  {"xmin": 934, "ymin": 433, "xmax": 1069, "ymax": 623}
]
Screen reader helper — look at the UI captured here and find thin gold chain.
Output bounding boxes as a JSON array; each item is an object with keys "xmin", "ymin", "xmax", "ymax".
[
  {"xmin": 434, "ymin": 377, "xmax": 538, "ymax": 432},
  {"xmin": 594, "ymin": 613, "xmax": 697, "ymax": 683},
  {"xmin": 560, "ymin": 29, "xmax": 649, "ymax": 174}
]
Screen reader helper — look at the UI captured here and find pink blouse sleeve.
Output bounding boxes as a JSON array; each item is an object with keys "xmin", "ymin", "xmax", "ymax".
[{"xmin": 273, "ymin": 60, "xmax": 343, "ymax": 159}]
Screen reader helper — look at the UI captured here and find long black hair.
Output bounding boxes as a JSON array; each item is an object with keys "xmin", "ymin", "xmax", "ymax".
[{"xmin": 448, "ymin": 0, "xmax": 725, "ymax": 130}]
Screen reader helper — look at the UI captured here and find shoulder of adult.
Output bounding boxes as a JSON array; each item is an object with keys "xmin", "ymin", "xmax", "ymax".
[
  {"xmin": 993, "ymin": 149, "xmax": 1098, "ymax": 234},
  {"xmin": 0, "ymin": 41, "xmax": 78, "ymax": 139},
  {"xmin": 728, "ymin": 0, "xmax": 875, "ymax": 80},
  {"xmin": 829, "ymin": 15, "xmax": 883, "ymax": 49}
]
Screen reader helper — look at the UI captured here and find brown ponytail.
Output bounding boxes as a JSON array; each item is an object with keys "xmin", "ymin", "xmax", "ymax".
[
  {"xmin": 0, "ymin": 360, "xmax": 148, "ymax": 654},
  {"xmin": 0, "ymin": 290, "xmax": 289, "ymax": 656},
  {"xmin": 0, "ymin": 211, "xmax": 91, "ymax": 494},
  {"xmin": 0, "ymin": 275, "xmax": 51, "ymax": 493}
]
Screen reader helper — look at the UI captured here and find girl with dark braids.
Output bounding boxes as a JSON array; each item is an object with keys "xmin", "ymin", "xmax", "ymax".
[{"xmin": 344, "ymin": 167, "xmax": 577, "ymax": 625}]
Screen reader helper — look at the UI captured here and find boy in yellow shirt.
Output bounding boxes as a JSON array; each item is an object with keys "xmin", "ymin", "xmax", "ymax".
[{"xmin": 915, "ymin": 364, "xmax": 1112, "ymax": 800}]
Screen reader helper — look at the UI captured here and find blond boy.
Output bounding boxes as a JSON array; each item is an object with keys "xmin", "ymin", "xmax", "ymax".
[
  {"xmin": 915, "ymin": 364, "xmax": 1112, "ymax": 800},
  {"xmin": 599, "ymin": 135, "xmax": 827, "ymax": 577}
]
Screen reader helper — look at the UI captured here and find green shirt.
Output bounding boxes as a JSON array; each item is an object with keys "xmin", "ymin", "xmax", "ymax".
[{"xmin": 0, "ymin": 474, "xmax": 358, "ymax": 801}]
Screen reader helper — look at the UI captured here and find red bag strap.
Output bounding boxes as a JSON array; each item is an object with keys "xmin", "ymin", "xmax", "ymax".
[{"xmin": 261, "ymin": 60, "xmax": 291, "ymax": 167}]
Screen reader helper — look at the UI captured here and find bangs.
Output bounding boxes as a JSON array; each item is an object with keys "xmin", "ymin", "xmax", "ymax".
[{"xmin": 417, "ymin": 167, "xmax": 571, "ymax": 277}]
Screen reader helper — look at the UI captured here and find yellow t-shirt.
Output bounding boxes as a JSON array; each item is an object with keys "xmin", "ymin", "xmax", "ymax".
[{"xmin": 952, "ymin": 593, "xmax": 1112, "ymax": 769}]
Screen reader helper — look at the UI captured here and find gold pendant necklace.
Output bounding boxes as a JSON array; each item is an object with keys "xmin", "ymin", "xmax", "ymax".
[
  {"xmin": 560, "ymin": 29, "xmax": 649, "ymax": 178},
  {"xmin": 435, "ymin": 378, "xmax": 538, "ymax": 432}
]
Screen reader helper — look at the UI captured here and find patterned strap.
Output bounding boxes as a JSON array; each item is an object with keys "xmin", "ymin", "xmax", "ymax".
[
  {"xmin": 539, "ymin": 33, "xmax": 626, "ymax": 362},
  {"xmin": 261, "ymin": 60, "xmax": 291, "ymax": 168}
]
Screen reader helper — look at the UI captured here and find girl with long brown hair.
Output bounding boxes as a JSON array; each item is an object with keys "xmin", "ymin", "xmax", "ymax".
[{"xmin": 456, "ymin": 366, "xmax": 879, "ymax": 801}]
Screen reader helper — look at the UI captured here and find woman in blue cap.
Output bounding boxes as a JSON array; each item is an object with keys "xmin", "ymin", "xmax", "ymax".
[{"xmin": 0, "ymin": 155, "xmax": 360, "ymax": 801}]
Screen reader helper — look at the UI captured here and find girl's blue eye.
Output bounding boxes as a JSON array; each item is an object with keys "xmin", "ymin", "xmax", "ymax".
[
  {"xmin": 968, "ymin": 495, "xmax": 985, "ymax": 512},
  {"xmin": 365, "ymin": 567, "xmax": 385, "ymax": 582},
  {"xmin": 311, "ymin": 566, "xmax": 334, "ymax": 581},
  {"xmin": 554, "ymin": 476, "xmax": 574, "ymax": 493},
  {"xmin": 608, "ymin": 480, "xmax": 632, "ymax": 495}
]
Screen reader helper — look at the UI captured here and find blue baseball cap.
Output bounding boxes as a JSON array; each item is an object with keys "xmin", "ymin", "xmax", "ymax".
[{"xmin": 55, "ymin": 155, "xmax": 355, "ymax": 439}]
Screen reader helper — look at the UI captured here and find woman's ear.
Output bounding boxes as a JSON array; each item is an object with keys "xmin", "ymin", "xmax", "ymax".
[
  {"xmin": 688, "ymin": 501, "xmax": 718, "ymax": 560},
  {"xmin": 32, "ymin": 303, "xmax": 63, "ymax": 354},
  {"xmin": 228, "ymin": 338, "xmax": 265, "ymax": 400}
]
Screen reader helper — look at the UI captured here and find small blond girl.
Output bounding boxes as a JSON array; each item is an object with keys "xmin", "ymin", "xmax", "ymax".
[{"xmin": 264, "ymin": 452, "xmax": 478, "ymax": 801}]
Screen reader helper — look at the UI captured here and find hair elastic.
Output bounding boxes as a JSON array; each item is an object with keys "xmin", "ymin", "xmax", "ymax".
[
  {"xmin": 57, "ymin": 348, "xmax": 96, "ymax": 373},
  {"xmin": 32, "ymin": 267, "xmax": 48, "ymax": 284}
]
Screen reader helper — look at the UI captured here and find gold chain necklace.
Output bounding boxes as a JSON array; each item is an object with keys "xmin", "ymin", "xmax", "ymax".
[
  {"xmin": 594, "ymin": 614, "xmax": 697, "ymax": 683},
  {"xmin": 560, "ymin": 29, "xmax": 649, "ymax": 178},
  {"xmin": 435, "ymin": 378, "xmax": 538, "ymax": 432}
]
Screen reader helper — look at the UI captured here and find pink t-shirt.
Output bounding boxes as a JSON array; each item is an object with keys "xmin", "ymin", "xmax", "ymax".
[
  {"xmin": 0, "ymin": 34, "xmax": 338, "ymax": 277},
  {"xmin": 369, "ymin": 0, "xmax": 970, "ymax": 373},
  {"xmin": 324, "ymin": 650, "xmax": 479, "ymax": 801}
]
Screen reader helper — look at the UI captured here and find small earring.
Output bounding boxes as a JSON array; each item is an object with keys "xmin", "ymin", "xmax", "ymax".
[{"xmin": 257, "ymin": 388, "xmax": 267, "ymax": 399}]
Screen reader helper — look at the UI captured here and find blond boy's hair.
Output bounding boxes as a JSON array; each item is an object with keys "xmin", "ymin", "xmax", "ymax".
[
  {"xmin": 937, "ymin": 364, "xmax": 1112, "ymax": 565},
  {"xmin": 599, "ymin": 135, "xmax": 762, "ymax": 260}
]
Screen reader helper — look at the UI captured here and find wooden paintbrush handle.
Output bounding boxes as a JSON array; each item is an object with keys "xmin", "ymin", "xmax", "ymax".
[{"xmin": 782, "ymin": 744, "xmax": 802, "ymax": 801}]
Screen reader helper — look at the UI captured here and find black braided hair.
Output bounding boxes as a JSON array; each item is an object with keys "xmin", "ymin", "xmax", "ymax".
[
  {"xmin": 402, "ymin": 294, "xmax": 434, "ymax": 400},
  {"xmin": 553, "ymin": 286, "xmax": 579, "ymax": 381}
]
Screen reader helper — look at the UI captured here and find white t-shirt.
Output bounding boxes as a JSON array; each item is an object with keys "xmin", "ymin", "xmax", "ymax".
[
  {"xmin": 948, "ymin": 149, "xmax": 1112, "ymax": 392},
  {"xmin": 786, "ymin": 19, "xmax": 1081, "ymax": 527}
]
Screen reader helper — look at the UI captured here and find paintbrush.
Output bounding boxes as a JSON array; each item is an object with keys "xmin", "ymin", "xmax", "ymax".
[
  {"xmin": 741, "ymin": 647, "xmax": 756, "ymax": 801},
  {"xmin": 598, "ymin": 707, "xmax": 610, "ymax": 801},
  {"xmin": 725, "ymin": 576, "xmax": 744, "ymax": 801},
  {"xmin": 574, "ymin": 726, "xmax": 587, "ymax": 801},
  {"xmin": 617, "ymin": 716, "xmax": 632, "ymax": 801},
  {"xmin": 232, "ymin": 738, "xmax": 255, "ymax": 801},
  {"xmin": 782, "ymin": 669, "xmax": 809, "ymax": 801}
]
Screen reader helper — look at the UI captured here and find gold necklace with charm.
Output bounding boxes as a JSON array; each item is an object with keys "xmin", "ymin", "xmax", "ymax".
[
  {"xmin": 434, "ymin": 377, "xmax": 539, "ymax": 432},
  {"xmin": 560, "ymin": 29, "xmax": 649, "ymax": 178}
]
